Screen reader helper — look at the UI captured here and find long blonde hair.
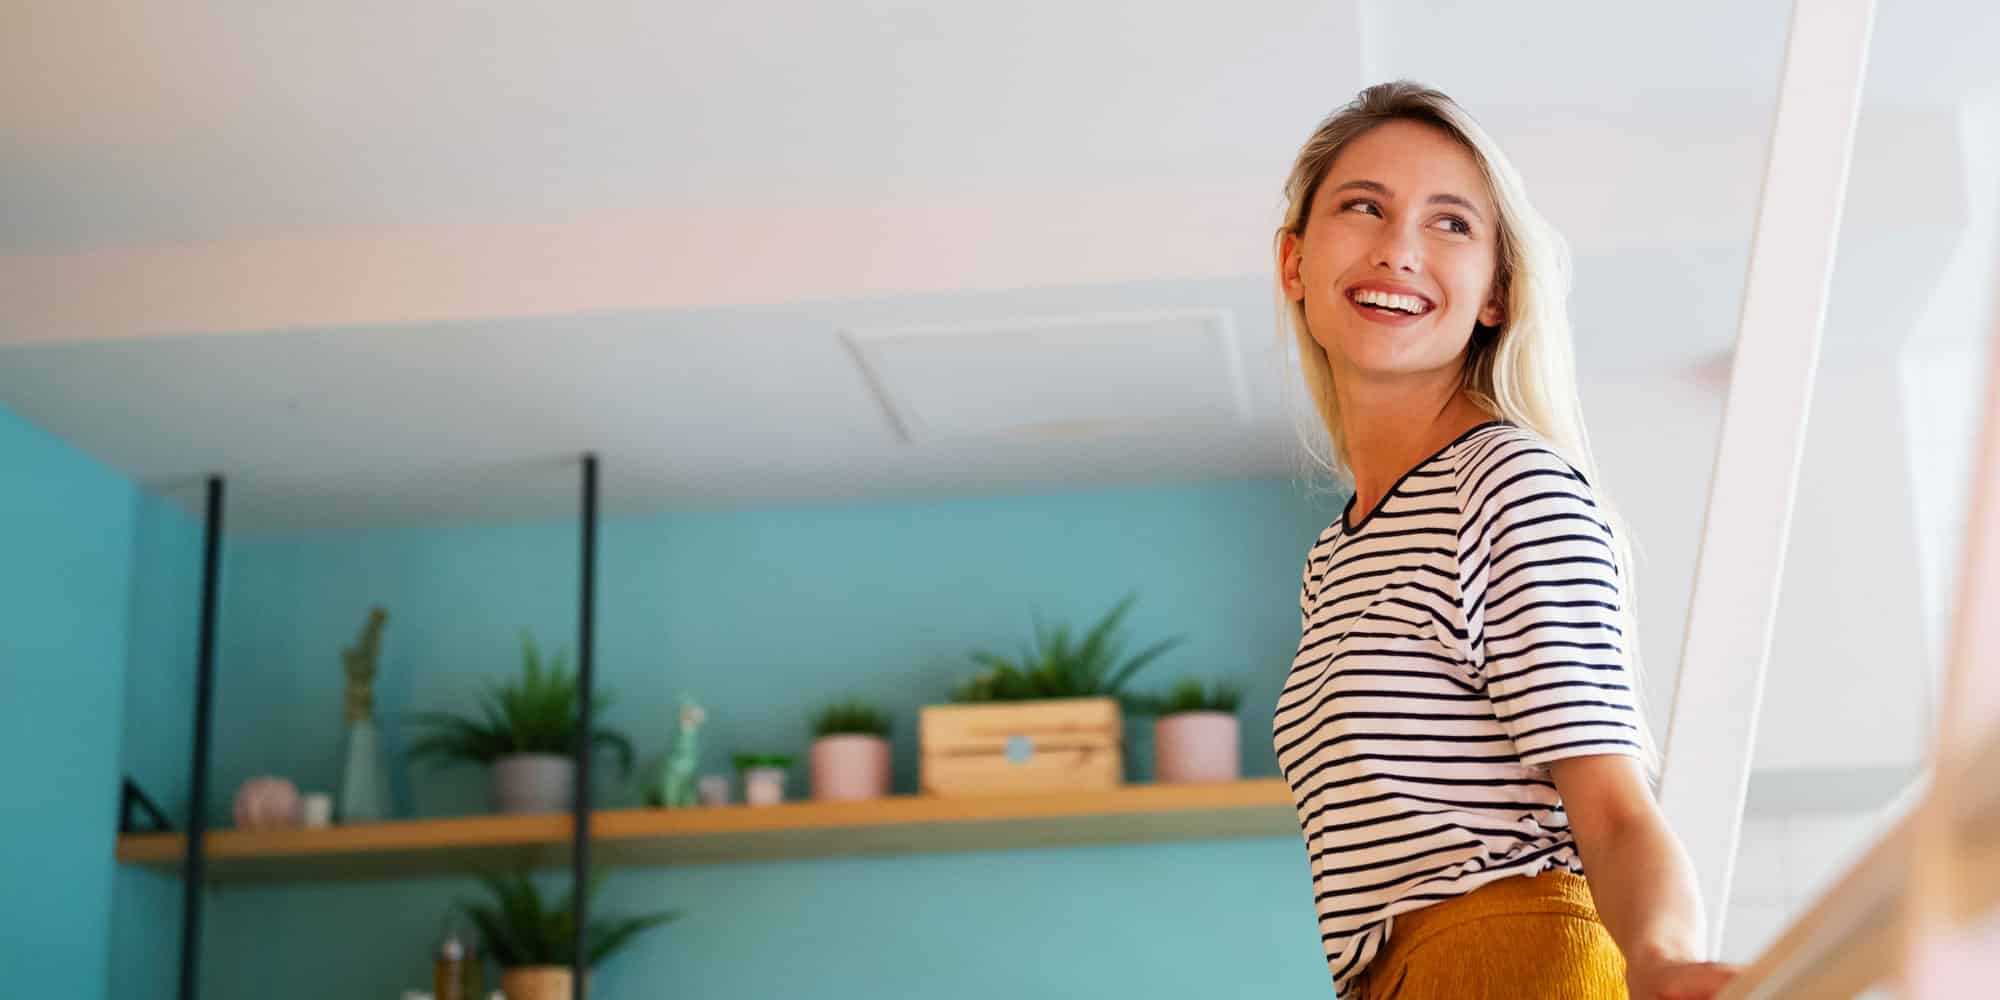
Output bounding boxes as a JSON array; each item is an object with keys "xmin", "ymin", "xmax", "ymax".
[{"xmin": 1274, "ymin": 80, "xmax": 1660, "ymax": 782}]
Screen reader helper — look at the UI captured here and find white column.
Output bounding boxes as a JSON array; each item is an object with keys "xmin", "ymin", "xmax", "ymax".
[{"xmin": 1657, "ymin": 0, "xmax": 1876, "ymax": 957}]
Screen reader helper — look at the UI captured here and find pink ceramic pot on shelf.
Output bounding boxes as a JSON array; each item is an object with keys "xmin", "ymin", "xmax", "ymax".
[
  {"xmin": 1154, "ymin": 712, "xmax": 1240, "ymax": 783},
  {"xmin": 810, "ymin": 734, "xmax": 892, "ymax": 801},
  {"xmin": 232, "ymin": 776, "xmax": 301, "ymax": 831}
]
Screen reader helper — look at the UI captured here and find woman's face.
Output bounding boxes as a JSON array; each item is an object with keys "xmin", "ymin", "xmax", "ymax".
[{"xmin": 1280, "ymin": 119, "xmax": 1505, "ymax": 386}]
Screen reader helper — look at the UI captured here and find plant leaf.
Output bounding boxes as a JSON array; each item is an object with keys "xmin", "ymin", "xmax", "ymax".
[{"xmin": 1102, "ymin": 635, "xmax": 1183, "ymax": 696}]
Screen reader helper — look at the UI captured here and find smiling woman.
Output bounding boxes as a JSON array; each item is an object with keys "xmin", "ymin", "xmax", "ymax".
[{"xmin": 1267, "ymin": 82, "xmax": 1739, "ymax": 1000}]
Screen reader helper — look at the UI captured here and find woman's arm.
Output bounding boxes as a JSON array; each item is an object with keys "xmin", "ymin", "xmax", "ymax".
[{"xmin": 1548, "ymin": 753, "xmax": 1740, "ymax": 1000}]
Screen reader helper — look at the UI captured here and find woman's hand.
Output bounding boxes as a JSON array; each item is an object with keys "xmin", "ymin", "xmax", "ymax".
[{"xmin": 1626, "ymin": 955, "xmax": 1740, "ymax": 1000}]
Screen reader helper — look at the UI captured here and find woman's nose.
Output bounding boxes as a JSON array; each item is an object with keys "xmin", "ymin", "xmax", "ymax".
[{"xmin": 1371, "ymin": 225, "xmax": 1422, "ymax": 273}]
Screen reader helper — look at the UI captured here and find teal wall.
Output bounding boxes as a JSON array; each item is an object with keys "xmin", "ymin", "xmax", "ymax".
[
  {"xmin": 0, "ymin": 405, "xmax": 141, "ymax": 998},
  {"xmin": 185, "ymin": 478, "xmax": 1347, "ymax": 998},
  {"xmin": 108, "ymin": 489, "xmax": 205, "ymax": 999}
]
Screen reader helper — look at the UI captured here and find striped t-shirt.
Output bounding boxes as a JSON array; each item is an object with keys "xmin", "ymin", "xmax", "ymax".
[{"xmin": 1273, "ymin": 420, "xmax": 1643, "ymax": 992}]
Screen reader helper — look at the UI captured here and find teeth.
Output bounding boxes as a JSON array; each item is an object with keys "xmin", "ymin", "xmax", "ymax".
[{"xmin": 1353, "ymin": 289, "xmax": 1427, "ymax": 314}]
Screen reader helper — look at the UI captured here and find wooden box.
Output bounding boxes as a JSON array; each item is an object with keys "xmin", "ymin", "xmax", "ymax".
[{"xmin": 919, "ymin": 697, "xmax": 1123, "ymax": 797}]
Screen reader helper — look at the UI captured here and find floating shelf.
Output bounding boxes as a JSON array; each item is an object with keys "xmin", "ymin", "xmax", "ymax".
[{"xmin": 117, "ymin": 778, "xmax": 1298, "ymax": 885}]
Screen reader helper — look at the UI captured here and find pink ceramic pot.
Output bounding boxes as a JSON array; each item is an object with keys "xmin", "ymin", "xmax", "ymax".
[
  {"xmin": 810, "ymin": 734, "xmax": 891, "ymax": 801},
  {"xmin": 1154, "ymin": 712, "xmax": 1239, "ymax": 783},
  {"xmin": 232, "ymin": 776, "xmax": 301, "ymax": 830}
]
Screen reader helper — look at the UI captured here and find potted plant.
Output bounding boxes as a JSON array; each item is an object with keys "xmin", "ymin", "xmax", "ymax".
[
  {"xmin": 808, "ymin": 698, "xmax": 893, "ymax": 801},
  {"xmin": 459, "ymin": 870, "xmax": 680, "ymax": 1000},
  {"xmin": 921, "ymin": 593, "xmax": 1182, "ymax": 796},
  {"xmin": 732, "ymin": 752, "xmax": 795, "ymax": 806},
  {"xmin": 407, "ymin": 631, "xmax": 635, "ymax": 815},
  {"xmin": 1128, "ymin": 677, "xmax": 1243, "ymax": 783}
]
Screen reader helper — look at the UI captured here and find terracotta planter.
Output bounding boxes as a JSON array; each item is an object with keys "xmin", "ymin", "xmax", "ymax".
[
  {"xmin": 1154, "ymin": 711, "xmax": 1239, "ymax": 783},
  {"xmin": 500, "ymin": 966, "xmax": 573, "ymax": 1000},
  {"xmin": 492, "ymin": 753, "xmax": 574, "ymax": 815},
  {"xmin": 810, "ymin": 733, "xmax": 891, "ymax": 801}
]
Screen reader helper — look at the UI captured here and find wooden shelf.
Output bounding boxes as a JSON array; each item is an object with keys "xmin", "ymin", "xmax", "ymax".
[{"xmin": 116, "ymin": 778, "xmax": 1297, "ymax": 885}]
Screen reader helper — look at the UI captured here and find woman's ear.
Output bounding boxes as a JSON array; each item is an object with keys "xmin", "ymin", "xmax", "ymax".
[
  {"xmin": 1478, "ymin": 292, "xmax": 1506, "ymax": 329},
  {"xmin": 1279, "ymin": 230, "xmax": 1305, "ymax": 302}
]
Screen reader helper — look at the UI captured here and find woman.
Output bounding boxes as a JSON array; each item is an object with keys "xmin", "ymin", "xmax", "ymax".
[{"xmin": 1272, "ymin": 81, "xmax": 1741, "ymax": 1000}]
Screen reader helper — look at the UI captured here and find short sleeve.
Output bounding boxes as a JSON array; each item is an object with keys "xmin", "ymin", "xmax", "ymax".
[{"xmin": 1458, "ymin": 438, "xmax": 1642, "ymax": 767}]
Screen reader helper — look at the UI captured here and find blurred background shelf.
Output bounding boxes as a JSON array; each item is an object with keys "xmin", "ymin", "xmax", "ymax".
[{"xmin": 117, "ymin": 777, "xmax": 1296, "ymax": 885}]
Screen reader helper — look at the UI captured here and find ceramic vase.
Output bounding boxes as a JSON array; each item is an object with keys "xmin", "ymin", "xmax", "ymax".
[{"xmin": 337, "ymin": 719, "xmax": 387, "ymax": 822}]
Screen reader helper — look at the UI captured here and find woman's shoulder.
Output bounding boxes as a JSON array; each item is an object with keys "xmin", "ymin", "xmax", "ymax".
[
  {"xmin": 1450, "ymin": 422, "xmax": 1602, "ymax": 525},
  {"xmin": 1453, "ymin": 421, "xmax": 1591, "ymax": 487}
]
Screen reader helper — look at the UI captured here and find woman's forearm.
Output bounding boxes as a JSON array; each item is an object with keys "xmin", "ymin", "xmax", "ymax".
[{"xmin": 1575, "ymin": 808, "xmax": 1711, "ymax": 971}]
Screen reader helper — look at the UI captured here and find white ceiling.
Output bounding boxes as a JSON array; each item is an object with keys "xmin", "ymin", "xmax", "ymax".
[{"xmin": 1, "ymin": 1, "xmax": 1995, "ymax": 530}]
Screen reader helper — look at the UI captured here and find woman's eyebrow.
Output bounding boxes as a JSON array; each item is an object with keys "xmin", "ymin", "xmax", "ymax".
[{"xmin": 1330, "ymin": 178, "xmax": 1486, "ymax": 221}]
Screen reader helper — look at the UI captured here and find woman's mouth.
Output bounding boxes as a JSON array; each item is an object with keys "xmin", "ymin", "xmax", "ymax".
[{"xmin": 1345, "ymin": 287, "xmax": 1435, "ymax": 326}]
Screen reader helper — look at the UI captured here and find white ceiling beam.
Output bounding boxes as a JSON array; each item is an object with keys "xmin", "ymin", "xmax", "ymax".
[{"xmin": 1658, "ymin": 0, "xmax": 1876, "ymax": 957}]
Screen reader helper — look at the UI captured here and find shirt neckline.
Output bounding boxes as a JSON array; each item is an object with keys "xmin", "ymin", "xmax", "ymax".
[{"xmin": 1341, "ymin": 419, "xmax": 1511, "ymax": 536}]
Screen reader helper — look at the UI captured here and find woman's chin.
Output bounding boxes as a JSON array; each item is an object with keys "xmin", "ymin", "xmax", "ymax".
[{"xmin": 1331, "ymin": 344, "xmax": 1463, "ymax": 382}]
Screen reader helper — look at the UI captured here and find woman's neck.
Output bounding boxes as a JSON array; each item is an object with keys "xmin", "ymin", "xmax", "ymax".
[{"xmin": 1339, "ymin": 380, "xmax": 1495, "ymax": 524}]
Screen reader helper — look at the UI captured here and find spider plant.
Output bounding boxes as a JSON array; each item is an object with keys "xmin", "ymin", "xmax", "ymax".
[
  {"xmin": 731, "ymin": 752, "xmax": 794, "ymax": 771},
  {"xmin": 1125, "ymin": 676, "xmax": 1244, "ymax": 717},
  {"xmin": 948, "ymin": 592, "xmax": 1183, "ymax": 708},
  {"xmin": 460, "ymin": 870, "xmax": 680, "ymax": 969},
  {"xmin": 809, "ymin": 697, "xmax": 893, "ymax": 739},
  {"xmin": 406, "ymin": 630, "xmax": 635, "ymax": 774}
]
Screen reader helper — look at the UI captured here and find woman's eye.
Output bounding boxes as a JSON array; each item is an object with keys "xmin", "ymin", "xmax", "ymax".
[
  {"xmin": 1437, "ymin": 215, "xmax": 1471, "ymax": 235},
  {"xmin": 1338, "ymin": 198, "xmax": 1381, "ymax": 217}
]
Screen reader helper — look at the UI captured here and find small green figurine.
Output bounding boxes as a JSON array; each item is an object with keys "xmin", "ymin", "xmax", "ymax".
[{"xmin": 649, "ymin": 697, "xmax": 706, "ymax": 808}]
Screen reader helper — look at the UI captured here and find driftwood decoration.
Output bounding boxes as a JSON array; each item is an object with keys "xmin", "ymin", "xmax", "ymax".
[{"xmin": 342, "ymin": 606, "xmax": 388, "ymax": 725}]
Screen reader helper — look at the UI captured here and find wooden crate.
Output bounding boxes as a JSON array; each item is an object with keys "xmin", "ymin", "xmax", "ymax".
[{"xmin": 919, "ymin": 697, "xmax": 1123, "ymax": 797}]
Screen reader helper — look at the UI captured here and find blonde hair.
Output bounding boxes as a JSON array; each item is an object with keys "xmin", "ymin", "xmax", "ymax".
[{"xmin": 1274, "ymin": 80, "xmax": 1660, "ymax": 783}]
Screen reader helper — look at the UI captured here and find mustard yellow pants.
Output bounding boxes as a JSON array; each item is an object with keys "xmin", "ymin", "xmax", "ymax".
[{"xmin": 1347, "ymin": 871, "xmax": 1628, "ymax": 1000}]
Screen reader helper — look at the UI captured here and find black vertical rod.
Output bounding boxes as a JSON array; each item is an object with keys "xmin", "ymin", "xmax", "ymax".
[
  {"xmin": 179, "ymin": 475, "xmax": 224, "ymax": 1000},
  {"xmin": 572, "ymin": 454, "xmax": 598, "ymax": 999}
]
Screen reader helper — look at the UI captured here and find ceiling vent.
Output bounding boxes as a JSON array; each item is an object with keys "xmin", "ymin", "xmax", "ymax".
[{"xmin": 840, "ymin": 308, "xmax": 1252, "ymax": 444}]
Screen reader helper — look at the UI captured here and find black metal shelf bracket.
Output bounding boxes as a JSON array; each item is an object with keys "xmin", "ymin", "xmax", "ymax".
[
  {"xmin": 119, "ymin": 776, "xmax": 174, "ymax": 835},
  {"xmin": 572, "ymin": 453, "xmax": 598, "ymax": 1000},
  {"xmin": 179, "ymin": 475, "xmax": 224, "ymax": 1000}
]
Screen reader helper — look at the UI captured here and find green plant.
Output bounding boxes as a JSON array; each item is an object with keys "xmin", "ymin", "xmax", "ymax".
[
  {"xmin": 460, "ymin": 870, "xmax": 680, "ymax": 969},
  {"xmin": 809, "ymin": 697, "xmax": 893, "ymax": 739},
  {"xmin": 732, "ymin": 752, "xmax": 794, "ymax": 771},
  {"xmin": 406, "ymin": 631, "xmax": 635, "ymax": 775},
  {"xmin": 949, "ymin": 593, "xmax": 1183, "ymax": 708},
  {"xmin": 1126, "ymin": 677, "xmax": 1243, "ymax": 717}
]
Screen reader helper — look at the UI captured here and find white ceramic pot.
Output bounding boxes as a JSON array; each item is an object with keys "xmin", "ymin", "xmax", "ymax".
[
  {"xmin": 492, "ymin": 753, "xmax": 575, "ymax": 814},
  {"xmin": 743, "ymin": 766, "xmax": 788, "ymax": 806},
  {"xmin": 810, "ymin": 734, "xmax": 891, "ymax": 801},
  {"xmin": 1153, "ymin": 711, "xmax": 1240, "ymax": 783}
]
